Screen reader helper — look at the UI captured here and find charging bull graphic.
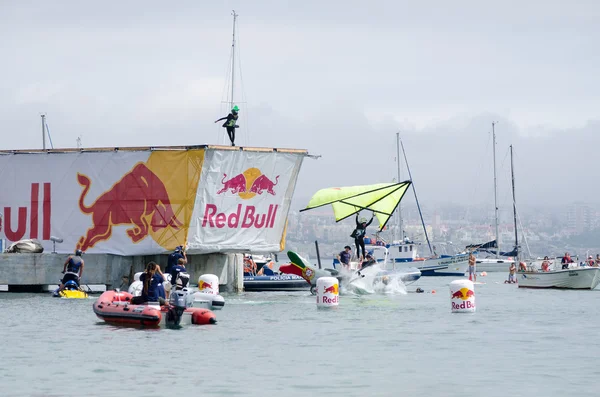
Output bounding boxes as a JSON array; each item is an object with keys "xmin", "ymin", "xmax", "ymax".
[
  {"xmin": 217, "ymin": 167, "xmax": 279, "ymax": 199},
  {"xmin": 76, "ymin": 163, "xmax": 182, "ymax": 251}
]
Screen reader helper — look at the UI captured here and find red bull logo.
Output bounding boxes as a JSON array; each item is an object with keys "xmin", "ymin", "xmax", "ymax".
[
  {"xmin": 203, "ymin": 167, "xmax": 281, "ymax": 229},
  {"xmin": 76, "ymin": 163, "xmax": 182, "ymax": 251},
  {"xmin": 323, "ymin": 284, "xmax": 339, "ymax": 295},
  {"xmin": 217, "ymin": 168, "xmax": 279, "ymax": 200},
  {"xmin": 451, "ymin": 287, "xmax": 475, "ymax": 310},
  {"xmin": 322, "ymin": 283, "xmax": 339, "ymax": 304},
  {"xmin": 199, "ymin": 280, "xmax": 213, "ymax": 291}
]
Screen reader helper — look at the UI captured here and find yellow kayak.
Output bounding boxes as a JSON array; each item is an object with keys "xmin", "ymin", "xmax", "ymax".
[{"xmin": 58, "ymin": 289, "xmax": 89, "ymax": 299}]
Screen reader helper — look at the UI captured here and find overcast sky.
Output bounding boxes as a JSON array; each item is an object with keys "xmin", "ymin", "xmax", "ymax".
[{"xmin": 1, "ymin": 0, "xmax": 598, "ymax": 211}]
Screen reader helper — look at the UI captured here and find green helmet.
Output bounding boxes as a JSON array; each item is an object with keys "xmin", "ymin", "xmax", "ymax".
[{"xmin": 232, "ymin": 105, "xmax": 239, "ymax": 112}]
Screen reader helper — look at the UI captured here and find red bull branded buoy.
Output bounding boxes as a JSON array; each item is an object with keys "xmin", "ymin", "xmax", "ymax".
[
  {"xmin": 198, "ymin": 274, "xmax": 219, "ymax": 295},
  {"xmin": 449, "ymin": 280, "xmax": 476, "ymax": 313},
  {"xmin": 316, "ymin": 277, "xmax": 339, "ymax": 308}
]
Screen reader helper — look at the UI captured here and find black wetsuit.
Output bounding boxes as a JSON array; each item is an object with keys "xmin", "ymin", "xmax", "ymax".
[
  {"xmin": 353, "ymin": 214, "xmax": 373, "ymax": 259},
  {"xmin": 215, "ymin": 113, "xmax": 239, "ymax": 146}
]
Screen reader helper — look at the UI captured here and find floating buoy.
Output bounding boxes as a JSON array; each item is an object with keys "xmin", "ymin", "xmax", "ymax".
[
  {"xmin": 449, "ymin": 279, "xmax": 476, "ymax": 313},
  {"xmin": 316, "ymin": 277, "xmax": 339, "ymax": 308},
  {"xmin": 198, "ymin": 274, "xmax": 219, "ymax": 295},
  {"xmin": 480, "ymin": 271, "xmax": 488, "ymax": 277},
  {"xmin": 431, "ymin": 289, "xmax": 436, "ymax": 294}
]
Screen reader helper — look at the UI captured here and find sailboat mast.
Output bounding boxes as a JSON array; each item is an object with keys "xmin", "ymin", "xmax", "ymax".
[
  {"xmin": 492, "ymin": 122, "xmax": 499, "ymax": 259},
  {"xmin": 230, "ymin": 10, "xmax": 238, "ymax": 109},
  {"xmin": 396, "ymin": 132, "xmax": 403, "ymax": 241},
  {"xmin": 510, "ymin": 145, "xmax": 519, "ymax": 262}
]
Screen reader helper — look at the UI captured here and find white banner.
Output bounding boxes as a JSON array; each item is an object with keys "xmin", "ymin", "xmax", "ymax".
[
  {"xmin": 188, "ymin": 149, "xmax": 303, "ymax": 253},
  {"xmin": 0, "ymin": 147, "xmax": 305, "ymax": 255}
]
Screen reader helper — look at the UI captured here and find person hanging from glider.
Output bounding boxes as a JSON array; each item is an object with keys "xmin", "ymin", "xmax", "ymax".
[
  {"xmin": 351, "ymin": 212, "xmax": 374, "ymax": 261},
  {"xmin": 215, "ymin": 105, "xmax": 240, "ymax": 146}
]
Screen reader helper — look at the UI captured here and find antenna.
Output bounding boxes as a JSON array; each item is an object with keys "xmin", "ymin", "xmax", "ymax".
[{"xmin": 230, "ymin": 10, "xmax": 238, "ymax": 110}]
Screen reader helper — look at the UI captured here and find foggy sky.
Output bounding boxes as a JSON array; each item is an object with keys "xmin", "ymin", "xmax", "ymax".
[{"xmin": 1, "ymin": 1, "xmax": 598, "ymax": 209}]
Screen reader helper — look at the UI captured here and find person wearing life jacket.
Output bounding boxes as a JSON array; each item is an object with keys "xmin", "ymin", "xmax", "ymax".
[
  {"xmin": 561, "ymin": 252, "xmax": 573, "ymax": 270},
  {"xmin": 541, "ymin": 256, "xmax": 551, "ymax": 272},
  {"xmin": 166, "ymin": 246, "xmax": 186, "ymax": 274},
  {"xmin": 57, "ymin": 249, "xmax": 85, "ymax": 293},
  {"xmin": 215, "ymin": 105, "xmax": 240, "ymax": 146},
  {"xmin": 131, "ymin": 262, "xmax": 167, "ymax": 305},
  {"xmin": 170, "ymin": 258, "xmax": 190, "ymax": 291},
  {"xmin": 243, "ymin": 255, "xmax": 257, "ymax": 276}
]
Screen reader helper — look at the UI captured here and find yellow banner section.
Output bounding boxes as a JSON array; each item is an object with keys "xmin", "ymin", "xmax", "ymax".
[{"xmin": 146, "ymin": 150, "xmax": 205, "ymax": 250}]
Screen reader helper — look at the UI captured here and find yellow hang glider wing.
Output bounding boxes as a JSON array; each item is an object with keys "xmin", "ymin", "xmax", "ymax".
[{"xmin": 300, "ymin": 181, "xmax": 411, "ymax": 231}]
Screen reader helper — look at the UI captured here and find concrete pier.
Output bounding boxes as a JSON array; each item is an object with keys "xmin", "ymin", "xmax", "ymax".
[{"xmin": 0, "ymin": 252, "xmax": 244, "ymax": 293}]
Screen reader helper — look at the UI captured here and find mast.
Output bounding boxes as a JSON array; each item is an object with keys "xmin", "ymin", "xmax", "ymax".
[
  {"xmin": 41, "ymin": 114, "xmax": 46, "ymax": 150},
  {"xmin": 396, "ymin": 132, "xmax": 403, "ymax": 241},
  {"xmin": 230, "ymin": 10, "xmax": 238, "ymax": 110},
  {"xmin": 492, "ymin": 122, "xmax": 499, "ymax": 258},
  {"xmin": 510, "ymin": 145, "xmax": 519, "ymax": 262}
]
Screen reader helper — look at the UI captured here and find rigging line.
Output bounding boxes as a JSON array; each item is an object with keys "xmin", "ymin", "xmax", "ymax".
[
  {"xmin": 235, "ymin": 22, "xmax": 250, "ymax": 147},
  {"xmin": 399, "ymin": 138, "xmax": 434, "ymax": 256},
  {"xmin": 45, "ymin": 122, "xmax": 54, "ymax": 149}
]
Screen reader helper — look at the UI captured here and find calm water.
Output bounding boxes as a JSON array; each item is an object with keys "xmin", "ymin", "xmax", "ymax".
[{"xmin": 1, "ymin": 273, "xmax": 599, "ymax": 397}]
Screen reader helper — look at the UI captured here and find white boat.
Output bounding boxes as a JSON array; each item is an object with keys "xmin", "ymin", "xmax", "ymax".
[
  {"xmin": 475, "ymin": 257, "xmax": 515, "ymax": 273},
  {"xmin": 518, "ymin": 266, "xmax": 600, "ymax": 289}
]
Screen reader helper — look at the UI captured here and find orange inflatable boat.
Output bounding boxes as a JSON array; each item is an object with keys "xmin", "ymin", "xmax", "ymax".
[{"xmin": 93, "ymin": 290, "xmax": 216, "ymax": 327}]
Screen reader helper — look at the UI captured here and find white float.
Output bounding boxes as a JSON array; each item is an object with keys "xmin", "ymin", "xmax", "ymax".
[
  {"xmin": 449, "ymin": 279, "xmax": 476, "ymax": 313},
  {"xmin": 198, "ymin": 274, "xmax": 219, "ymax": 295},
  {"xmin": 191, "ymin": 274, "xmax": 224, "ymax": 310},
  {"xmin": 316, "ymin": 277, "xmax": 339, "ymax": 308}
]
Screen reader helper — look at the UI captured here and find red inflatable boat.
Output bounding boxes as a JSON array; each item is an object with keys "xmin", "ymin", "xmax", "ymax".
[{"xmin": 93, "ymin": 290, "xmax": 216, "ymax": 327}]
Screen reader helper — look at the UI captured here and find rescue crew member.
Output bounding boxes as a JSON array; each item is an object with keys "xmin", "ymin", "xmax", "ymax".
[
  {"xmin": 351, "ymin": 212, "xmax": 374, "ymax": 260},
  {"xmin": 57, "ymin": 249, "xmax": 85, "ymax": 293},
  {"xmin": 243, "ymin": 254, "xmax": 257, "ymax": 276},
  {"xmin": 214, "ymin": 105, "xmax": 240, "ymax": 146},
  {"xmin": 131, "ymin": 262, "xmax": 166, "ymax": 305},
  {"xmin": 336, "ymin": 246, "xmax": 352, "ymax": 270},
  {"xmin": 166, "ymin": 246, "xmax": 186, "ymax": 274},
  {"xmin": 170, "ymin": 258, "xmax": 190, "ymax": 291}
]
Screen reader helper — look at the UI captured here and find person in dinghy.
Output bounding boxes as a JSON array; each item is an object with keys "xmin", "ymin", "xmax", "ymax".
[
  {"xmin": 131, "ymin": 262, "xmax": 167, "ymax": 305},
  {"xmin": 56, "ymin": 249, "xmax": 85, "ymax": 294}
]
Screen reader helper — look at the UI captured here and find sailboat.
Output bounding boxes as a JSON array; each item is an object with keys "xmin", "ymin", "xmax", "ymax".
[
  {"xmin": 375, "ymin": 134, "xmax": 470, "ymax": 276},
  {"xmin": 469, "ymin": 122, "xmax": 517, "ymax": 272},
  {"xmin": 324, "ymin": 134, "xmax": 469, "ymax": 276}
]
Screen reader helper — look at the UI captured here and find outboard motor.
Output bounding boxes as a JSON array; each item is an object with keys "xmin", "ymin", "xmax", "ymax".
[{"xmin": 166, "ymin": 289, "xmax": 188, "ymax": 326}]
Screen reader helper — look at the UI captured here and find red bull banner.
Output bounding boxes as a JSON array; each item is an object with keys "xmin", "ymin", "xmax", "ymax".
[
  {"xmin": 189, "ymin": 149, "xmax": 304, "ymax": 253},
  {"xmin": 0, "ymin": 147, "xmax": 305, "ymax": 255}
]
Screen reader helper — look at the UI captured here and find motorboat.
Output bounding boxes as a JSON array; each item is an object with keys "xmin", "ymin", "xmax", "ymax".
[
  {"xmin": 518, "ymin": 259, "xmax": 600, "ymax": 289},
  {"xmin": 128, "ymin": 272, "xmax": 225, "ymax": 310},
  {"xmin": 243, "ymin": 254, "xmax": 309, "ymax": 291},
  {"xmin": 92, "ymin": 290, "xmax": 216, "ymax": 327}
]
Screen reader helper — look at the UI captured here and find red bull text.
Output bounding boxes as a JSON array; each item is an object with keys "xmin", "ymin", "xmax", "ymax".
[
  {"xmin": 451, "ymin": 288, "xmax": 475, "ymax": 310},
  {"xmin": 1, "ymin": 183, "xmax": 51, "ymax": 242},
  {"xmin": 202, "ymin": 204, "xmax": 279, "ymax": 229}
]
